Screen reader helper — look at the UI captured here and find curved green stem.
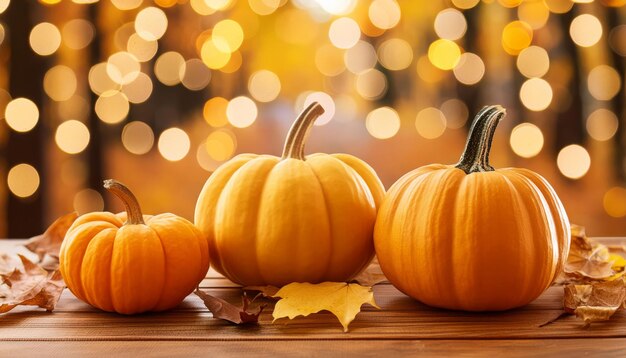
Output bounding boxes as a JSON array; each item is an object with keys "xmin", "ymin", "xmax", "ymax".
[
  {"xmin": 103, "ymin": 179, "xmax": 145, "ymax": 225},
  {"xmin": 281, "ymin": 102, "xmax": 325, "ymax": 160},
  {"xmin": 455, "ymin": 105, "xmax": 507, "ymax": 174}
]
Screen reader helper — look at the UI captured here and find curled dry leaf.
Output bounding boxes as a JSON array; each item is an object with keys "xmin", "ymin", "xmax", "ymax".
[
  {"xmin": 243, "ymin": 285, "xmax": 280, "ymax": 299},
  {"xmin": 24, "ymin": 212, "xmax": 78, "ymax": 261},
  {"xmin": 0, "ymin": 255, "xmax": 65, "ymax": 314},
  {"xmin": 564, "ymin": 279, "xmax": 626, "ymax": 327},
  {"xmin": 272, "ymin": 282, "xmax": 380, "ymax": 332},
  {"xmin": 0, "ymin": 253, "xmax": 21, "ymax": 275},
  {"xmin": 351, "ymin": 258, "xmax": 388, "ymax": 287},
  {"xmin": 194, "ymin": 289, "xmax": 264, "ymax": 325},
  {"xmin": 557, "ymin": 225, "xmax": 624, "ymax": 284}
]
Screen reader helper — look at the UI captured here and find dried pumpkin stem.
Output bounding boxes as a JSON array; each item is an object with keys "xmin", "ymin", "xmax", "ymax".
[
  {"xmin": 455, "ymin": 105, "xmax": 506, "ymax": 174},
  {"xmin": 103, "ymin": 179, "xmax": 145, "ymax": 225},
  {"xmin": 281, "ymin": 102, "xmax": 325, "ymax": 160}
]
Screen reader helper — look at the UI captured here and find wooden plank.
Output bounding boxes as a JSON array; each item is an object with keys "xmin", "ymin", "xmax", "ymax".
[
  {"xmin": 0, "ymin": 339, "xmax": 624, "ymax": 357},
  {"xmin": 0, "ymin": 304, "xmax": 624, "ymax": 341}
]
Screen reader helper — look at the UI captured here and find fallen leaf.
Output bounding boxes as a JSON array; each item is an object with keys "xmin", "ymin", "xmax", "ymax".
[
  {"xmin": 194, "ymin": 289, "xmax": 264, "ymax": 324},
  {"xmin": 0, "ymin": 255, "xmax": 65, "ymax": 314},
  {"xmin": 563, "ymin": 279, "xmax": 626, "ymax": 326},
  {"xmin": 0, "ymin": 253, "xmax": 21, "ymax": 275},
  {"xmin": 24, "ymin": 212, "xmax": 78, "ymax": 261},
  {"xmin": 272, "ymin": 282, "xmax": 380, "ymax": 332},
  {"xmin": 243, "ymin": 285, "xmax": 280, "ymax": 298},
  {"xmin": 351, "ymin": 258, "xmax": 388, "ymax": 286}
]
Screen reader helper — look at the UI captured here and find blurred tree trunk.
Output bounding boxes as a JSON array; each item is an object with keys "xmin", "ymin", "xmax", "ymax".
[
  {"xmin": 554, "ymin": 12, "xmax": 584, "ymax": 153},
  {"xmin": 6, "ymin": 1, "xmax": 46, "ymax": 237},
  {"xmin": 608, "ymin": 9, "xmax": 625, "ymax": 181},
  {"xmin": 86, "ymin": 4, "xmax": 104, "ymax": 200}
]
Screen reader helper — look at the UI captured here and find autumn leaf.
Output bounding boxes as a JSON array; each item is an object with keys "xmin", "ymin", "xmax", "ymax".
[
  {"xmin": 352, "ymin": 258, "xmax": 388, "ymax": 286},
  {"xmin": 272, "ymin": 282, "xmax": 379, "ymax": 332},
  {"xmin": 24, "ymin": 212, "xmax": 78, "ymax": 261},
  {"xmin": 194, "ymin": 289, "xmax": 264, "ymax": 324},
  {"xmin": 0, "ymin": 253, "xmax": 21, "ymax": 275},
  {"xmin": 564, "ymin": 279, "xmax": 626, "ymax": 327},
  {"xmin": 243, "ymin": 285, "xmax": 280, "ymax": 298},
  {"xmin": 0, "ymin": 255, "xmax": 65, "ymax": 314}
]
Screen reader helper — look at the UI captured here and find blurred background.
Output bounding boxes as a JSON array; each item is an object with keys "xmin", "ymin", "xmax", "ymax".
[{"xmin": 0, "ymin": 0, "xmax": 625, "ymax": 237}]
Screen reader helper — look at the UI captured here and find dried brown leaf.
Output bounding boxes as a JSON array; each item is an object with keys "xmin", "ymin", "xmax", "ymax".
[
  {"xmin": 243, "ymin": 285, "xmax": 280, "ymax": 298},
  {"xmin": 194, "ymin": 289, "xmax": 264, "ymax": 324},
  {"xmin": 24, "ymin": 212, "xmax": 78, "ymax": 261},
  {"xmin": 563, "ymin": 279, "xmax": 626, "ymax": 326},
  {"xmin": 0, "ymin": 253, "xmax": 21, "ymax": 275},
  {"xmin": 0, "ymin": 255, "xmax": 65, "ymax": 314},
  {"xmin": 352, "ymin": 259, "xmax": 388, "ymax": 286}
]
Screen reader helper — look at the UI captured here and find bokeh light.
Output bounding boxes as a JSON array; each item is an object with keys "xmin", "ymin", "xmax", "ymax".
[
  {"xmin": 509, "ymin": 123, "xmax": 544, "ymax": 158},
  {"xmin": 415, "ymin": 107, "xmax": 447, "ymax": 139},
  {"xmin": 366, "ymin": 107, "xmax": 400, "ymax": 139},
  {"xmin": 122, "ymin": 121, "xmax": 155, "ymax": 155},
  {"xmin": 181, "ymin": 59, "xmax": 212, "ymax": 91},
  {"xmin": 516, "ymin": 46, "xmax": 550, "ymax": 78},
  {"xmin": 520, "ymin": 78, "xmax": 553, "ymax": 111},
  {"xmin": 44, "ymin": 65, "xmax": 77, "ymax": 102},
  {"xmin": 158, "ymin": 127, "xmax": 191, "ymax": 161},
  {"xmin": 434, "ymin": 8, "xmax": 467, "ymax": 40},
  {"xmin": 95, "ymin": 90, "xmax": 130, "ymax": 124},
  {"xmin": 155, "ymin": 51, "xmax": 185, "ymax": 86},
  {"xmin": 5, "ymin": 98, "xmax": 39, "ymax": 132},
  {"xmin": 73, "ymin": 189, "xmax": 104, "ymax": 215},
  {"xmin": 248, "ymin": 70, "xmax": 281, "ymax": 102},
  {"xmin": 453, "ymin": 52, "xmax": 485, "ymax": 85},
  {"xmin": 355, "ymin": 69, "xmax": 387, "ymax": 100},
  {"xmin": 127, "ymin": 33, "xmax": 158, "ymax": 62},
  {"xmin": 205, "ymin": 130, "xmax": 237, "ymax": 161},
  {"xmin": 213, "ymin": 19, "xmax": 244, "ymax": 52},
  {"xmin": 55, "ymin": 120, "xmax": 90, "ymax": 154},
  {"xmin": 329, "ymin": 17, "xmax": 360, "ymax": 49},
  {"xmin": 29, "ymin": 22, "xmax": 61, "ymax": 56},
  {"xmin": 587, "ymin": 65, "xmax": 621, "ymax": 101},
  {"xmin": 121, "ymin": 72, "xmax": 153, "ymax": 104},
  {"xmin": 428, "ymin": 39, "xmax": 461, "ymax": 70},
  {"xmin": 89, "ymin": 62, "xmax": 120, "ymax": 95},
  {"xmin": 570, "ymin": 14, "xmax": 602, "ymax": 47},
  {"xmin": 203, "ymin": 97, "xmax": 229, "ymax": 127},
  {"xmin": 201, "ymin": 39, "xmax": 231, "ymax": 70},
  {"xmin": 227, "ymin": 96, "xmax": 258, "ymax": 128},
  {"xmin": 378, "ymin": 38, "xmax": 413, "ymax": 71},
  {"xmin": 135, "ymin": 6, "xmax": 168, "ymax": 41},
  {"xmin": 345, "ymin": 41, "xmax": 378, "ymax": 74},
  {"xmin": 107, "ymin": 51, "xmax": 141, "ymax": 85},
  {"xmin": 557, "ymin": 144, "xmax": 591, "ymax": 179},
  {"xmin": 603, "ymin": 187, "xmax": 626, "ymax": 218},
  {"xmin": 502, "ymin": 21, "xmax": 533, "ymax": 55},
  {"xmin": 62, "ymin": 19, "xmax": 94, "ymax": 50},
  {"xmin": 586, "ymin": 109, "xmax": 619, "ymax": 141},
  {"xmin": 368, "ymin": 0, "xmax": 401, "ymax": 30},
  {"xmin": 440, "ymin": 99, "xmax": 468, "ymax": 129},
  {"xmin": 7, "ymin": 164, "xmax": 40, "ymax": 198}
]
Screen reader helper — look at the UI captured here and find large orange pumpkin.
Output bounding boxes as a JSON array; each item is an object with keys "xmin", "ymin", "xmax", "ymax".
[
  {"xmin": 59, "ymin": 180, "xmax": 209, "ymax": 314},
  {"xmin": 195, "ymin": 102, "xmax": 385, "ymax": 286},
  {"xmin": 374, "ymin": 105, "xmax": 570, "ymax": 311}
]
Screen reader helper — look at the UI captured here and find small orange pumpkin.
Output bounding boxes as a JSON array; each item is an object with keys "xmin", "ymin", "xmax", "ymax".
[
  {"xmin": 195, "ymin": 102, "xmax": 385, "ymax": 287},
  {"xmin": 374, "ymin": 105, "xmax": 570, "ymax": 311},
  {"xmin": 59, "ymin": 180, "xmax": 209, "ymax": 314}
]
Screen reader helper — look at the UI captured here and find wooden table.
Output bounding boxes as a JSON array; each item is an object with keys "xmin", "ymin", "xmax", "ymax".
[{"xmin": 1, "ymin": 239, "xmax": 625, "ymax": 357}]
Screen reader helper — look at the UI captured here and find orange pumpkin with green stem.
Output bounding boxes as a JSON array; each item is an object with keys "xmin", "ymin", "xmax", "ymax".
[
  {"xmin": 194, "ymin": 102, "xmax": 385, "ymax": 287},
  {"xmin": 59, "ymin": 180, "xmax": 209, "ymax": 314},
  {"xmin": 374, "ymin": 105, "xmax": 570, "ymax": 311}
]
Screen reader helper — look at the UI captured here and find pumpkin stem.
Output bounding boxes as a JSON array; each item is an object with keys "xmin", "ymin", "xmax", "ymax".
[
  {"xmin": 281, "ymin": 102, "xmax": 325, "ymax": 160},
  {"xmin": 103, "ymin": 179, "xmax": 145, "ymax": 225},
  {"xmin": 455, "ymin": 105, "xmax": 507, "ymax": 174}
]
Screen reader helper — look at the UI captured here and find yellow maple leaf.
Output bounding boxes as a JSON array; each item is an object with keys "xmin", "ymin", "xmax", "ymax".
[{"xmin": 272, "ymin": 282, "xmax": 380, "ymax": 332}]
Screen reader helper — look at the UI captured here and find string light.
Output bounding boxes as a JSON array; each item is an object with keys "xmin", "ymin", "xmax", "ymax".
[
  {"xmin": 7, "ymin": 164, "xmax": 40, "ymax": 198},
  {"xmin": 227, "ymin": 96, "xmax": 258, "ymax": 128},
  {"xmin": 158, "ymin": 128, "xmax": 191, "ymax": 161},
  {"xmin": 55, "ymin": 120, "xmax": 90, "ymax": 154},
  {"xmin": 510, "ymin": 123, "xmax": 544, "ymax": 158},
  {"xmin": 557, "ymin": 145, "xmax": 591, "ymax": 179},
  {"xmin": 5, "ymin": 98, "xmax": 39, "ymax": 132}
]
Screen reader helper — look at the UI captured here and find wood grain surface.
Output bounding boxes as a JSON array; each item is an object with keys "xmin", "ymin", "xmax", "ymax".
[{"xmin": 1, "ymin": 239, "xmax": 625, "ymax": 357}]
